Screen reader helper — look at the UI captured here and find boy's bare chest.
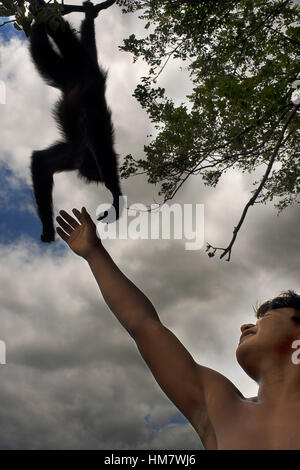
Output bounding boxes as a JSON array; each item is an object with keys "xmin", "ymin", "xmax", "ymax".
[{"xmin": 204, "ymin": 403, "xmax": 300, "ymax": 450}]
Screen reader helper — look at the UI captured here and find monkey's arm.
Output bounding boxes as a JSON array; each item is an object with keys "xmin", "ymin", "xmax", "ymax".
[
  {"xmin": 80, "ymin": 1, "xmax": 117, "ymax": 61},
  {"xmin": 81, "ymin": 2, "xmax": 98, "ymax": 61}
]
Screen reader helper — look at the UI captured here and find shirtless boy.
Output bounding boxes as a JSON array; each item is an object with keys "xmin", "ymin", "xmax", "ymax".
[{"xmin": 56, "ymin": 206, "xmax": 300, "ymax": 450}]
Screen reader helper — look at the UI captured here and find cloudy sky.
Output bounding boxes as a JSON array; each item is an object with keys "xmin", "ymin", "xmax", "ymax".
[{"xmin": 0, "ymin": 0, "xmax": 299, "ymax": 450}]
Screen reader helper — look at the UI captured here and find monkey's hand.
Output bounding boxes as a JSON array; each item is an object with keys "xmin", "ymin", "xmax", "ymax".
[
  {"xmin": 56, "ymin": 207, "xmax": 102, "ymax": 260},
  {"xmin": 83, "ymin": 1, "xmax": 98, "ymax": 19},
  {"xmin": 29, "ymin": 0, "xmax": 46, "ymax": 17}
]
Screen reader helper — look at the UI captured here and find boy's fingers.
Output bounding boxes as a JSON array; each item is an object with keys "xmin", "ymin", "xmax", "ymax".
[
  {"xmin": 60, "ymin": 207, "xmax": 94, "ymax": 227},
  {"xmin": 59, "ymin": 210, "xmax": 80, "ymax": 228},
  {"xmin": 81, "ymin": 207, "xmax": 93, "ymax": 223},
  {"xmin": 56, "ymin": 215, "xmax": 74, "ymax": 234},
  {"xmin": 56, "ymin": 226, "xmax": 69, "ymax": 242},
  {"xmin": 72, "ymin": 208, "xmax": 83, "ymax": 222}
]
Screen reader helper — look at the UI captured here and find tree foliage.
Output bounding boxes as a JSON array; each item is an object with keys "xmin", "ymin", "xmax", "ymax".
[
  {"xmin": 0, "ymin": 0, "xmax": 66, "ymax": 35},
  {"xmin": 117, "ymin": 0, "xmax": 300, "ymax": 260},
  {"xmin": 0, "ymin": 0, "xmax": 116, "ymax": 35}
]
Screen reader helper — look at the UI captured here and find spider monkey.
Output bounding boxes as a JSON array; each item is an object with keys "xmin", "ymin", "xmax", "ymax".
[{"xmin": 29, "ymin": 0, "xmax": 123, "ymax": 243}]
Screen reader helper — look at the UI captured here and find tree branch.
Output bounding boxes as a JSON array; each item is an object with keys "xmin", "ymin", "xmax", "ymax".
[
  {"xmin": 0, "ymin": 19, "xmax": 15, "ymax": 28},
  {"xmin": 207, "ymin": 100, "xmax": 300, "ymax": 261},
  {"xmin": 61, "ymin": 0, "xmax": 116, "ymax": 15},
  {"xmin": 265, "ymin": 24, "xmax": 300, "ymax": 47}
]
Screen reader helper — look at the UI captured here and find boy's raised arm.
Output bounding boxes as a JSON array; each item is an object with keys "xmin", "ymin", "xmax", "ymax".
[
  {"xmin": 85, "ymin": 244, "xmax": 161, "ymax": 335},
  {"xmin": 85, "ymin": 242, "xmax": 208, "ymax": 430},
  {"xmin": 56, "ymin": 207, "xmax": 242, "ymax": 446}
]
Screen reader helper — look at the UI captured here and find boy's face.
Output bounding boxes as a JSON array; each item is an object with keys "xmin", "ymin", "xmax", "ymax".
[{"xmin": 236, "ymin": 308, "xmax": 300, "ymax": 381}]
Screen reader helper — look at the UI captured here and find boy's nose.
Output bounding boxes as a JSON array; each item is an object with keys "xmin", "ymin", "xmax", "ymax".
[{"xmin": 240, "ymin": 323, "xmax": 255, "ymax": 333}]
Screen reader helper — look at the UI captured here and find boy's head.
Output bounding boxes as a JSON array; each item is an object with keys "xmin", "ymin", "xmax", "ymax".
[
  {"xmin": 255, "ymin": 290, "xmax": 300, "ymax": 319},
  {"xmin": 236, "ymin": 291, "xmax": 300, "ymax": 382}
]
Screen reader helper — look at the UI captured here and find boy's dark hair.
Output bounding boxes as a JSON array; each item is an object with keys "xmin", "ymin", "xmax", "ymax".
[{"xmin": 256, "ymin": 290, "xmax": 300, "ymax": 318}]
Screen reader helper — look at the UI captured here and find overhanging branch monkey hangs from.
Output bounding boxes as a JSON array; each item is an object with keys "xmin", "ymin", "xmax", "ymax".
[{"xmin": 29, "ymin": 0, "xmax": 123, "ymax": 242}]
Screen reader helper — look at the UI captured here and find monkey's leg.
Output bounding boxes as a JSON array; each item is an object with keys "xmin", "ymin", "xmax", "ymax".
[
  {"xmin": 30, "ymin": 0, "xmax": 87, "ymax": 76},
  {"xmin": 30, "ymin": 142, "xmax": 78, "ymax": 243},
  {"xmin": 45, "ymin": 18, "xmax": 89, "ymax": 73},
  {"xmin": 30, "ymin": 21, "xmax": 73, "ymax": 89}
]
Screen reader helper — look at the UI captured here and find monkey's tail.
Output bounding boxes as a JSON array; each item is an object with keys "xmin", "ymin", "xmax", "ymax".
[{"xmin": 97, "ymin": 193, "xmax": 125, "ymax": 223}]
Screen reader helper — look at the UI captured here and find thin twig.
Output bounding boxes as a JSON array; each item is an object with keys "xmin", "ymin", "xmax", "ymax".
[{"xmin": 208, "ymin": 100, "xmax": 300, "ymax": 261}]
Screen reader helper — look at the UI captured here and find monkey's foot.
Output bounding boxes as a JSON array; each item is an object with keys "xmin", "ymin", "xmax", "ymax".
[{"xmin": 41, "ymin": 224, "xmax": 55, "ymax": 243}]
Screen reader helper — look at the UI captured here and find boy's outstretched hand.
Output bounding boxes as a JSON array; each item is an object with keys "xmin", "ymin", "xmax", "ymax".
[{"xmin": 56, "ymin": 207, "xmax": 101, "ymax": 260}]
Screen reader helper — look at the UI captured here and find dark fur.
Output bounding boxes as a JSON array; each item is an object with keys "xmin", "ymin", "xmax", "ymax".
[{"xmin": 29, "ymin": 0, "xmax": 122, "ymax": 242}]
